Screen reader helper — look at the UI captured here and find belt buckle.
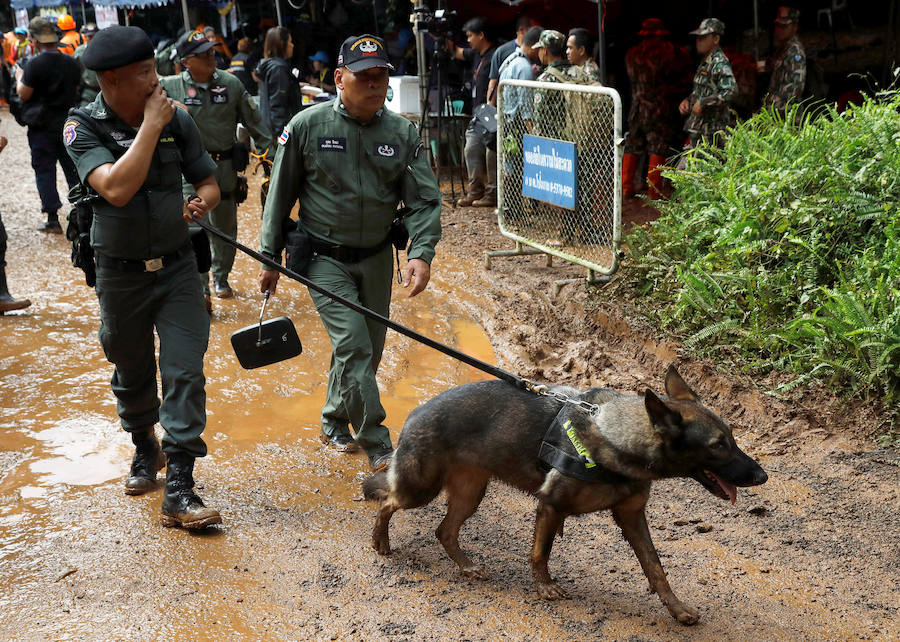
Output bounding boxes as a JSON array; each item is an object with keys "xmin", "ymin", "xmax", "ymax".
[{"xmin": 144, "ymin": 257, "xmax": 164, "ymax": 272}]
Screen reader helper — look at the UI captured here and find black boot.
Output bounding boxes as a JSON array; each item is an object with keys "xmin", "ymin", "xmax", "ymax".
[
  {"xmin": 160, "ymin": 453, "xmax": 222, "ymax": 529},
  {"xmin": 37, "ymin": 211, "xmax": 62, "ymax": 234},
  {"xmin": 124, "ymin": 426, "xmax": 166, "ymax": 495},
  {"xmin": 0, "ymin": 268, "xmax": 31, "ymax": 314}
]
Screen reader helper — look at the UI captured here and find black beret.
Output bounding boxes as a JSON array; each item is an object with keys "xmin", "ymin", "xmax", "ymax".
[{"xmin": 81, "ymin": 25, "xmax": 155, "ymax": 71}]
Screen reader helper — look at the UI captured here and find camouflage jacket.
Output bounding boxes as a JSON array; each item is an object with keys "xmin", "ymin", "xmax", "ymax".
[
  {"xmin": 684, "ymin": 46, "xmax": 736, "ymax": 137},
  {"xmin": 764, "ymin": 36, "xmax": 806, "ymax": 110},
  {"xmin": 625, "ymin": 37, "xmax": 692, "ymax": 125},
  {"xmin": 534, "ymin": 61, "xmax": 584, "ymax": 138},
  {"xmin": 581, "ymin": 58, "xmax": 603, "ymax": 84}
]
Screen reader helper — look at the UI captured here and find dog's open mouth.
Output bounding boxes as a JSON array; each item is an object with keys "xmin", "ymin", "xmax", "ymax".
[{"xmin": 693, "ymin": 469, "xmax": 738, "ymax": 504}]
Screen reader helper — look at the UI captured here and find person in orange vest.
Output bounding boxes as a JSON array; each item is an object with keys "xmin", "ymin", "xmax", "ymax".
[{"xmin": 57, "ymin": 14, "xmax": 83, "ymax": 56}]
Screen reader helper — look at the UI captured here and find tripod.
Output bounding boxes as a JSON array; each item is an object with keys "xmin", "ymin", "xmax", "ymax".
[{"xmin": 419, "ymin": 33, "xmax": 461, "ymax": 204}]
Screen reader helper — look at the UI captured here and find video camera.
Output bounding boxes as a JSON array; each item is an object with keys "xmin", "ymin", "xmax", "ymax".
[{"xmin": 411, "ymin": 7, "xmax": 458, "ymax": 36}]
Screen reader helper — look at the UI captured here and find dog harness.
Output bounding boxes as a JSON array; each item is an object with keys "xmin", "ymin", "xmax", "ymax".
[{"xmin": 538, "ymin": 405, "xmax": 628, "ymax": 483}]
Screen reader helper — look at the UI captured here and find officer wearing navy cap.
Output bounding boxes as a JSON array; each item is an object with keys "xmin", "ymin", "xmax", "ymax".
[
  {"xmin": 160, "ymin": 30, "xmax": 271, "ymax": 304},
  {"xmin": 64, "ymin": 25, "xmax": 223, "ymax": 530},
  {"xmin": 258, "ymin": 35, "xmax": 441, "ymax": 471}
]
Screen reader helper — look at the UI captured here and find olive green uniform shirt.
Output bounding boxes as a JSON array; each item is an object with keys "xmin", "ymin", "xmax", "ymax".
[
  {"xmin": 64, "ymin": 93, "xmax": 217, "ymax": 259},
  {"xmin": 261, "ymin": 99, "xmax": 441, "ymax": 264},
  {"xmin": 159, "ymin": 69, "xmax": 271, "ymax": 155}
]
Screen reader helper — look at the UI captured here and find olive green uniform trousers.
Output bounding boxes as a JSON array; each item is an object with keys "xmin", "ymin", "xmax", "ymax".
[
  {"xmin": 95, "ymin": 253, "xmax": 210, "ymax": 458},
  {"xmin": 306, "ymin": 246, "xmax": 394, "ymax": 453}
]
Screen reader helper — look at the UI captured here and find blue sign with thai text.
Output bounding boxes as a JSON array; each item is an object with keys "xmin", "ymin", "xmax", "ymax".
[{"xmin": 521, "ymin": 134, "xmax": 577, "ymax": 209}]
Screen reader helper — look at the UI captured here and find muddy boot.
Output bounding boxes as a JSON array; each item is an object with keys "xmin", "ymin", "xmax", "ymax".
[
  {"xmin": 472, "ymin": 189, "xmax": 497, "ymax": 208},
  {"xmin": 0, "ymin": 268, "xmax": 31, "ymax": 314},
  {"xmin": 160, "ymin": 453, "xmax": 222, "ymax": 529},
  {"xmin": 124, "ymin": 426, "xmax": 166, "ymax": 495}
]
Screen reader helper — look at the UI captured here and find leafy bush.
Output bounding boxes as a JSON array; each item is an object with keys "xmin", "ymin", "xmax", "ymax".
[{"xmin": 625, "ymin": 96, "xmax": 900, "ymax": 434}]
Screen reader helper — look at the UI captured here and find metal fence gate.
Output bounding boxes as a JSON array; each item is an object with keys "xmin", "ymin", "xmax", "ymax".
[{"xmin": 491, "ymin": 79, "xmax": 623, "ymax": 287}]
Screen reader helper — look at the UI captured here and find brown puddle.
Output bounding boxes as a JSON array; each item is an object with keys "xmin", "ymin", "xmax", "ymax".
[{"xmin": 0, "ymin": 193, "xmax": 495, "ymax": 633}]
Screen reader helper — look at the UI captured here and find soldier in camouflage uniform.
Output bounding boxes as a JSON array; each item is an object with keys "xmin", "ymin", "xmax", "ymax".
[
  {"xmin": 623, "ymin": 18, "xmax": 692, "ymax": 198},
  {"xmin": 679, "ymin": 18, "xmax": 736, "ymax": 150},
  {"xmin": 761, "ymin": 6, "xmax": 806, "ymax": 111},
  {"xmin": 533, "ymin": 30, "xmax": 585, "ymax": 140},
  {"xmin": 566, "ymin": 28, "xmax": 603, "ymax": 84}
]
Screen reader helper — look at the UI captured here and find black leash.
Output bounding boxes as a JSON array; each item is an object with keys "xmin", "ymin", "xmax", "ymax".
[{"xmin": 193, "ymin": 218, "xmax": 534, "ymax": 391}]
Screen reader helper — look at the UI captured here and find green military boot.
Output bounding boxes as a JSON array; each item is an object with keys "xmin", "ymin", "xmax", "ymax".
[
  {"xmin": 160, "ymin": 453, "xmax": 222, "ymax": 529},
  {"xmin": 124, "ymin": 426, "xmax": 166, "ymax": 495}
]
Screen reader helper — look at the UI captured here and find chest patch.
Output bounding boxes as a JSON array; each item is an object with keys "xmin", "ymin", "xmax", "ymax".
[
  {"xmin": 187, "ymin": 87, "xmax": 197, "ymax": 97},
  {"xmin": 375, "ymin": 143, "xmax": 398, "ymax": 158},
  {"xmin": 210, "ymin": 85, "xmax": 228, "ymax": 104},
  {"xmin": 184, "ymin": 95, "xmax": 203, "ymax": 107},
  {"xmin": 278, "ymin": 127, "xmax": 290, "ymax": 145},
  {"xmin": 318, "ymin": 137, "xmax": 346, "ymax": 152}
]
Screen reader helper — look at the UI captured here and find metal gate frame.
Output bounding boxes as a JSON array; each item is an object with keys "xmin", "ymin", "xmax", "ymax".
[{"xmin": 489, "ymin": 79, "xmax": 624, "ymax": 290}]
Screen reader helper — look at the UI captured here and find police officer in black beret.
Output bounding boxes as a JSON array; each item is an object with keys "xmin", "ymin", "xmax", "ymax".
[{"xmin": 64, "ymin": 26, "xmax": 223, "ymax": 529}]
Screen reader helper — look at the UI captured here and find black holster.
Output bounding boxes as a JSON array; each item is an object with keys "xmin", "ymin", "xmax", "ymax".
[
  {"xmin": 390, "ymin": 208, "xmax": 410, "ymax": 252},
  {"xmin": 66, "ymin": 184, "xmax": 96, "ymax": 287},
  {"xmin": 190, "ymin": 227, "xmax": 212, "ymax": 273},
  {"xmin": 234, "ymin": 174, "xmax": 249, "ymax": 205},
  {"xmin": 232, "ymin": 141, "xmax": 250, "ymax": 172},
  {"xmin": 283, "ymin": 218, "xmax": 312, "ymax": 273}
]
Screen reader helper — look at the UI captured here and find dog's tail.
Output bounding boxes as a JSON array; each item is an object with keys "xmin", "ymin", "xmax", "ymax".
[{"xmin": 362, "ymin": 471, "xmax": 390, "ymax": 501}]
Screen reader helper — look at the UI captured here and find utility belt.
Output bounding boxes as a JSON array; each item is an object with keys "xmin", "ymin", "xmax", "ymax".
[
  {"xmin": 95, "ymin": 241, "xmax": 193, "ymax": 273},
  {"xmin": 210, "ymin": 142, "xmax": 250, "ymax": 172},
  {"xmin": 310, "ymin": 235, "xmax": 392, "ymax": 264}
]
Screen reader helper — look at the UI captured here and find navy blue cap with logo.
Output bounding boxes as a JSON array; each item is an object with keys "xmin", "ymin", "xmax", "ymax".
[
  {"xmin": 177, "ymin": 30, "xmax": 215, "ymax": 58},
  {"xmin": 336, "ymin": 34, "xmax": 395, "ymax": 72}
]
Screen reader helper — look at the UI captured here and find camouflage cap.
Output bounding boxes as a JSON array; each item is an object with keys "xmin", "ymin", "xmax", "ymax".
[
  {"xmin": 689, "ymin": 18, "xmax": 725, "ymax": 36},
  {"xmin": 532, "ymin": 29, "xmax": 566, "ymax": 56},
  {"xmin": 774, "ymin": 6, "xmax": 800, "ymax": 25}
]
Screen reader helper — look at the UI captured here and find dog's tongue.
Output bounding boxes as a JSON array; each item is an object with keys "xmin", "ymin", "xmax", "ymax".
[{"xmin": 709, "ymin": 471, "xmax": 737, "ymax": 505}]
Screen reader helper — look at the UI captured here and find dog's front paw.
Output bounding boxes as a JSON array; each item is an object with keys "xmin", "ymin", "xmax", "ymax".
[
  {"xmin": 371, "ymin": 537, "xmax": 391, "ymax": 556},
  {"xmin": 535, "ymin": 581, "xmax": 567, "ymax": 600},
  {"xmin": 461, "ymin": 565, "xmax": 489, "ymax": 580},
  {"xmin": 670, "ymin": 603, "xmax": 700, "ymax": 626}
]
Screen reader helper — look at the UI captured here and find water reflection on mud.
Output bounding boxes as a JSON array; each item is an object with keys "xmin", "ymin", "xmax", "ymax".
[{"xmin": 0, "ymin": 198, "xmax": 495, "ymax": 636}]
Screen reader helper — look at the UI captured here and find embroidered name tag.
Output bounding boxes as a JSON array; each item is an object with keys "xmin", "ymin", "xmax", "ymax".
[
  {"xmin": 318, "ymin": 137, "xmax": 346, "ymax": 152},
  {"xmin": 375, "ymin": 143, "xmax": 398, "ymax": 158}
]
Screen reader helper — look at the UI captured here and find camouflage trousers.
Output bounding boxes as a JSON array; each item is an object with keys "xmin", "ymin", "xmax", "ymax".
[{"xmin": 624, "ymin": 115, "xmax": 680, "ymax": 156}]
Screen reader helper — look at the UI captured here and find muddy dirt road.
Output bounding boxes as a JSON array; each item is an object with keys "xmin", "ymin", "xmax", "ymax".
[{"xmin": 0, "ymin": 114, "xmax": 897, "ymax": 640}]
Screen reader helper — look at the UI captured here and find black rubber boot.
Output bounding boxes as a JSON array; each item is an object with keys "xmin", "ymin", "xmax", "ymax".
[
  {"xmin": 124, "ymin": 426, "xmax": 166, "ymax": 495},
  {"xmin": 160, "ymin": 453, "xmax": 222, "ymax": 529},
  {"xmin": 0, "ymin": 268, "xmax": 31, "ymax": 314}
]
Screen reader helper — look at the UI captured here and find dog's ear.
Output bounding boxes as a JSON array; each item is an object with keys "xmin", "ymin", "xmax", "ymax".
[
  {"xmin": 645, "ymin": 388, "xmax": 683, "ymax": 438},
  {"xmin": 664, "ymin": 365, "xmax": 697, "ymax": 401}
]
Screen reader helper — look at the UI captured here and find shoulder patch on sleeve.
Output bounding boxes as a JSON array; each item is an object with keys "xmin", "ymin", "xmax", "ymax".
[
  {"xmin": 63, "ymin": 120, "xmax": 79, "ymax": 146},
  {"xmin": 278, "ymin": 126, "xmax": 289, "ymax": 145}
]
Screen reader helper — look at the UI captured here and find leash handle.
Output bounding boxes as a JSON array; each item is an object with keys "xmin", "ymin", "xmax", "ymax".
[
  {"xmin": 193, "ymin": 217, "xmax": 533, "ymax": 391},
  {"xmin": 257, "ymin": 289, "xmax": 270, "ymax": 347}
]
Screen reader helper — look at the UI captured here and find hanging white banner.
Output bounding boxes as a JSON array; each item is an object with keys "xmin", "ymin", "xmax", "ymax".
[
  {"xmin": 15, "ymin": 9, "xmax": 29, "ymax": 29},
  {"xmin": 95, "ymin": 5, "xmax": 120, "ymax": 30}
]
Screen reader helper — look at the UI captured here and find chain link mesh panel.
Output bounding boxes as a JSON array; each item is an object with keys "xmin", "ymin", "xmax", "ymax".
[{"xmin": 496, "ymin": 80, "xmax": 623, "ymax": 275}]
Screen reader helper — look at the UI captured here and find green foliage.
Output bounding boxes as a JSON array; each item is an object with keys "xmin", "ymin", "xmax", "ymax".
[{"xmin": 625, "ymin": 96, "xmax": 900, "ymax": 432}]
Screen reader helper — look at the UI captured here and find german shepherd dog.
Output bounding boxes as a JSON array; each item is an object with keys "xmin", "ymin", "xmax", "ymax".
[{"xmin": 363, "ymin": 366, "xmax": 767, "ymax": 625}]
